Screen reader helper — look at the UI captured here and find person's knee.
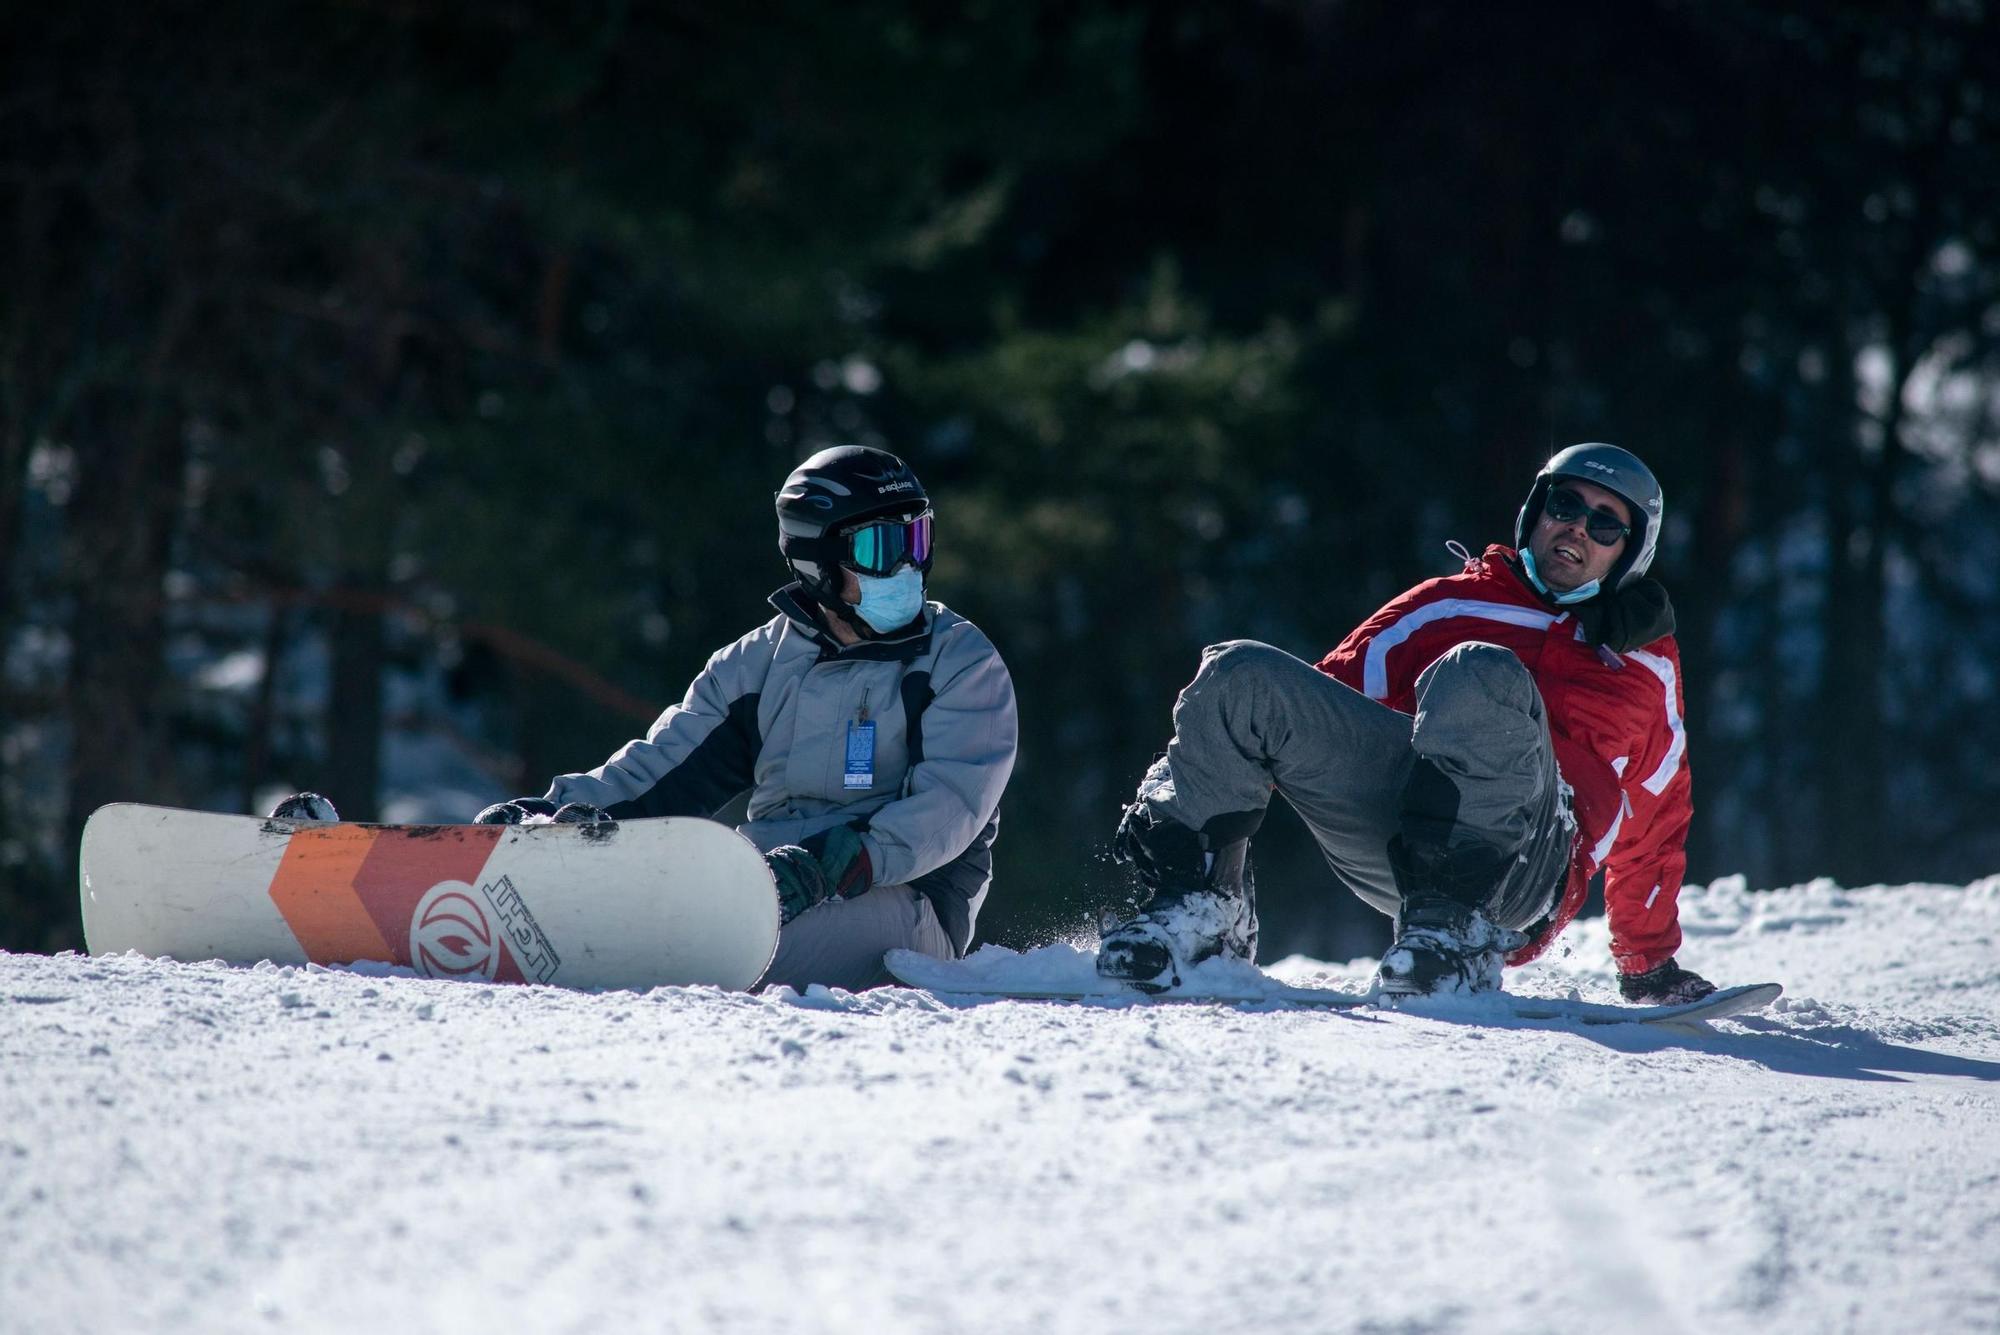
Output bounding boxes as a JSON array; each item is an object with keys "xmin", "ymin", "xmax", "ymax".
[
  {"xmin": 1176, "ymin": 641, "xmax": 1294, "ymax": 725},
  {"xmin": 1421, "ymin": 641, "xmax": 1539, "ymax": 718},
  {"xmin": 1194, "ymin": 639, "xmax": 1293, "ymax": 690},
  {"xmin": 758, "ymin": 885, "xmax": 940, "ymax": 992},
  {"xmin": 1436, "ymin": 640, "xmax": 1522, "ymax": 677}
]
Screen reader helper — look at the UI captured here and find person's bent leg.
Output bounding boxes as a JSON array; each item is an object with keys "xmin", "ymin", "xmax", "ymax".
[
  {"xmin": 758, "ymin": 885, "xmax": 953, "ymax": 992},
  {"xmin": 1401, "ymin": 641, "xmax": 1570, "ymax": 928},
  {"xmin": 1142, "ymin": 641, "xmax": 1415, "ymax": 848},
  {"xmin": 1379, "ymin": 642, "xmax": 1573, "ymax": 996},
  {"xmin": 1103, "ymin": 640, "xmax": 1415, "ymax": 986}
]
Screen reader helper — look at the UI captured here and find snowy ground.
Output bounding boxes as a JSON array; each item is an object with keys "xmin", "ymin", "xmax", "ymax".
[{"xmin": 4, "ymin": 876, "xmax": 1998, "ymax": 1335}]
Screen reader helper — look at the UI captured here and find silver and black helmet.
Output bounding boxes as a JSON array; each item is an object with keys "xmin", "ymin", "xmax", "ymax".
[{"xmin": 1514, "ymin": 443, "xmax": 1663, "ymax": 591}]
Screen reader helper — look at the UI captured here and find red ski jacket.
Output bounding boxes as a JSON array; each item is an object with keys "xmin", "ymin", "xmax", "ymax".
[{"xmin": 1317, "ymin": 544, "xmax": 1691, "ymax": 975}]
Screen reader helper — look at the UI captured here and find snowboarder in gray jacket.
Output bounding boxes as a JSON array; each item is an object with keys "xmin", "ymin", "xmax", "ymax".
[{"xmin": 477, "ymin": 446, "xmax": 1019, "ymax": 991}]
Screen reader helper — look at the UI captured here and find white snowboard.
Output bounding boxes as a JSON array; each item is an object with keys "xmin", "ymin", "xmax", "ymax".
[
  {"xmin": 80, "ymin": 803, "xmax": 780, "ymax": 991},
  {"xmin": 885, "ymin": 945, "xmax": 1783, "ymax": 1030}
]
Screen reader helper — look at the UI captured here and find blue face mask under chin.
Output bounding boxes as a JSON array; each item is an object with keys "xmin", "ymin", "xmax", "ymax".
[
  {"xmin": 853, "ymin": 566, "xmax": 926, "ymax": 633},
  {"xmin": 1521, "ymin": 548, "xmax": 1601, "ymax": 605}
]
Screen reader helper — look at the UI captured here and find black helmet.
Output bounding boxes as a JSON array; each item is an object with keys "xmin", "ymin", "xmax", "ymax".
[
  {"xmin": 1514, "ymin": 443, "xmax": 1663, "ymax": 591},
  {"xmin": 775, "ymin": 446, "xmax": 931, "ymax": 600}
]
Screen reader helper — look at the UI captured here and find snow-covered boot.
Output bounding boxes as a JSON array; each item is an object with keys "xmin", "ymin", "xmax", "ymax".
[
  {"xmin": 268, "ymin": 791, "xmax": 340, "ymax": 823},
  {"xmin": 1376, "ymin": 830, "xmax": 1528, "ymax": 997},
  {"xmin": 1097, "ymin": 803, "xmax": 1257, "ymax": 992},
  {"xmin": 1377, "ymin": 897, "xmax": 1526, "ymax": 998}
]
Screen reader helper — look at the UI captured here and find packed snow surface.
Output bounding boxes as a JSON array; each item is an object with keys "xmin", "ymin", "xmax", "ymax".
[{"xmin": 4, "ymin": 876, "xmax": 1998, "ymax": 1334}]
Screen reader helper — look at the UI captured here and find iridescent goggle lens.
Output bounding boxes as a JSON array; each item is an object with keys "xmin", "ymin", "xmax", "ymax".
[
  {"xmin": 844, "ymin": 512, "xmax": 933, "ymax": 575},
  {"xmin": 1544, "ymin": 486, "xmax": 1631, "ymax": 548}
]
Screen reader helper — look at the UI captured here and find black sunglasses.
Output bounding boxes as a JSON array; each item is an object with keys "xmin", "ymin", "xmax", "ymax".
[{"xmin": 1543, "ymin": 486, "xmax": 1631, "ymax": 547}]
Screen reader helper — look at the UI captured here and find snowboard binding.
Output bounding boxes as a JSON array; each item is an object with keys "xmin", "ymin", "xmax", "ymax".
[{"xmin": 267, "ymin": 792, "xmax": 340, "ymax": 823}]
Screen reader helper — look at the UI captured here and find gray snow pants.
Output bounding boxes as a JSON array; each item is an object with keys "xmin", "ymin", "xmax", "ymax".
[
  {"xmin": 758, "ymin": 883, "xmax": 955, "ymax": 992},
  {"xmin": 1135, "ymin": 639, "xmax": 1571, "ymax": 930}
]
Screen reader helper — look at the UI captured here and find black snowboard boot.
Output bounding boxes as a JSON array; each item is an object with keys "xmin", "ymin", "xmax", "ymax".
[
  {"xmin": 1097, "ymin": 803, "xmax": 1257, "ymax": 993},
  {"xmin": 1376, "ymin": 833, "xmax": 1525, "ymax": 998},
  {"xmin": 1618, "ymin": 956, "xmax": 1716, "ymax": 1005},
  {"xmin": 268, "ymin": 792, "xmax": 340, "ymax": 823}
]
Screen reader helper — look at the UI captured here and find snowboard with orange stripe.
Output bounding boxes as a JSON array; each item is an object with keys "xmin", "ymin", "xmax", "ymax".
[{"xmin": 79, "ymin": 804, "xmax": 779, "ymax": 990}]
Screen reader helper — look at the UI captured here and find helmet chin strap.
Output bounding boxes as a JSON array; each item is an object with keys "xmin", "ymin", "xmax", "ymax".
[
  {"xmin": 807, "ymin": 571, "xmax": 876, "ymax": 640},
  {"xmin": 826, "ymin": 597, "xmax": 875, "ymax": 639}
]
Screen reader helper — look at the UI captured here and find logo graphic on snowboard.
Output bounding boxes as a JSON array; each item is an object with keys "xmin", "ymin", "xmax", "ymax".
[
  {"xmin": 410, "ymin": 882, "xmax": 502, "ymax": 980},
  {"xmin": 265, "ymin": 824, "xmax": 559, "ymax": 984}
]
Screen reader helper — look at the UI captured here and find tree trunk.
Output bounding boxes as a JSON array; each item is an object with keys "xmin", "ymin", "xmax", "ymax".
[
  {"xmin": 241, "ymin": 603, "xmax": 290, "ymax": 814},
  {"xmin": 1680, "ymin": 423, "xmax": 1750, "ymax": 883},
  {"xmin": 63, "ymin": 398, "xmax": 192, "ymax": 927},
  {"xmin": 326, "ymin": 587, "xmax": 387, "ymax": 821},
  {"xmin": 1818, "ymin": 342, "xmax": 1890, "ymax": 884}
]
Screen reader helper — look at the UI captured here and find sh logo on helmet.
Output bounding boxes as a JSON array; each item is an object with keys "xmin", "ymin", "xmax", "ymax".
[{"xmin": 410, "ymin": 881, "xmax": 503, "ymax": 980}]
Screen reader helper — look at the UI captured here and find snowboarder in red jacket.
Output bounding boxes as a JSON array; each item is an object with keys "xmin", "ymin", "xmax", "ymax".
[{"xmin": 1098, "ymin": 443, "xmax": 1714, "ymax": 1004}]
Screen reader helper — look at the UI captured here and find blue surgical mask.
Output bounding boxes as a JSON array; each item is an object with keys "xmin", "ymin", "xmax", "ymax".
[
  {"xmin": 854, "ymin": 566, "xmax": 926, "ymax": 633},
  {"xmin": 1520, "ymin": 549, "xmax": 1601, "ymax": 605}
]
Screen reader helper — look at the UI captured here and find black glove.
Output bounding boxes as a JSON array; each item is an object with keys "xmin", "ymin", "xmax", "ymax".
[
  {"xmin": 765, "ymin": 824, "xmax": 874, "ymax": 925},
  {"xmin": 1619, "ymin": 956, "xmax": 1716, "ymax": 1005},
  {"xmin": 474, "ymin": 797, "xmax": 559, "ymax": 825},
  {"xmin": 552, "ymin": 802, "xmax": 613, "ymax": 826},
  {"xmin": 1572, "ymin": 577, "xmax": 1677, "ymax": 652}
]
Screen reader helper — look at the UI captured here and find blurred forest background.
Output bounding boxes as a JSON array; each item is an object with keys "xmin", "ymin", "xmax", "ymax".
[{"xmin": 5, "ymin": 0, "xmax": 2000, "ymax": 960}]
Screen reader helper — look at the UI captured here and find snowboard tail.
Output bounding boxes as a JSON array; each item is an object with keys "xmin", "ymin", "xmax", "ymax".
[
  {"xmin": 1501, "ymin": 982, "xmax": 1782, "ymax": 1027},
  {"xmin": 81, "ymin": 803, "xmax": 780, "ymax": 991}
]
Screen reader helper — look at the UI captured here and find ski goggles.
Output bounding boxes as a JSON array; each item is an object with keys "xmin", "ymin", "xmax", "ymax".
[
  {"xmin": 840, "ymin": 511, "xmax": 933, "ymax": 576},
  {"xmin": 1544, "ymin": 486, "xmax": 1631, "ymax": 547}
]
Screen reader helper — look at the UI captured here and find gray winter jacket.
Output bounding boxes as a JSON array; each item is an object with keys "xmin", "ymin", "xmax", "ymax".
[{"xmin": 544, "ymin": 585, "xmax": 1018, "ymax": 952}]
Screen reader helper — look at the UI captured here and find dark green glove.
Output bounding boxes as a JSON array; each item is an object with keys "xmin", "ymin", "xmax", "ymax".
[
  {"xmin": 766, "ymin": 846, "xmax": 833, "ymax": 924},
  {"xmin": 764, "ymin": 825, "xmax": 874, "ymax": 925},
  {"xmin": 801, "ymin": 823, "xmax": 873, "ymax": 898}
]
